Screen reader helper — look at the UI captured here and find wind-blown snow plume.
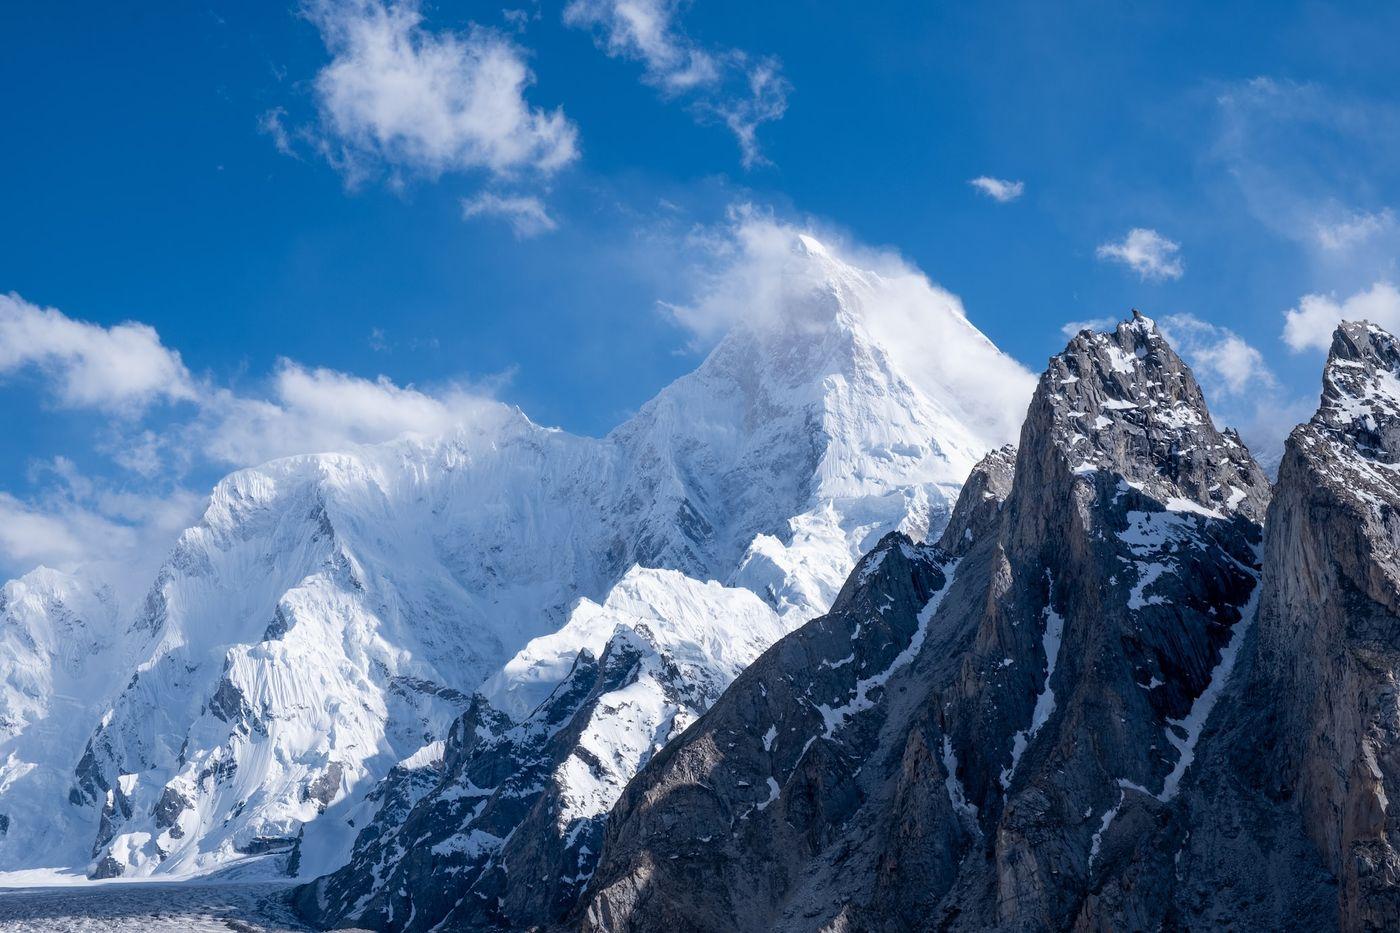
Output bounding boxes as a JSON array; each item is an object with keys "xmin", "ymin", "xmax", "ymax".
[{"xmin": 668, "ymin": 213, "xmax": 1036, "ymax": 447}]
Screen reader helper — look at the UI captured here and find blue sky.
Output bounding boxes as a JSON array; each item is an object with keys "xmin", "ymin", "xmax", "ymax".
[{"xmin": 3, "ymin": 0, "xmax": 1400, "ymax": 585}]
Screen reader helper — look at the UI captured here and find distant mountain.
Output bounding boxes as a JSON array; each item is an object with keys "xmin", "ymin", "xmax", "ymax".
[{"xmin": 0, "ymin": 233, "xmax": 1033, "ymax": 887}]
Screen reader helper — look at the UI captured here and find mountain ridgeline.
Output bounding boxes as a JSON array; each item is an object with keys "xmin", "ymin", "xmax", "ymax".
[
  {"xmin": 1, "ymin": 234, "xmax": 1396, "ymax": 931},
  {"xmin": 567, "ymin": 316, "xmax": 1400, "ymax": 933},
  {"xmin": 0, "ymin": 236, "xmax": 1034, "ymax": 886},
  {"xmin": 289, "ymin": 313, "xmax": 1400, "ymax": 932}
]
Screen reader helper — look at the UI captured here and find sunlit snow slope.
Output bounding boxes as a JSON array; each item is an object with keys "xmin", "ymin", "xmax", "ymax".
[{"xmin": 0, "ymin": 233, "xmax": 1033, "ymax": 881}]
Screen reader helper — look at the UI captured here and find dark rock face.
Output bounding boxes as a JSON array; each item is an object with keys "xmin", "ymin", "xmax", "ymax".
[
  {"xmin": 1263, "ymin": 323, "xmax": 1400, "ymax": 931},
  {"xmin": 576, "ymin": 314, "xmax": 1272, "ymax": 931},
  {"xmin": 1132, "ymin": 321, "xmax": 1400, "ymax": 931},
  {"xmin": 294, "ymin": 317, "xmax": 1400, "ymax": 933},
  {"xmin": 584, "ymin": 532, "xmax": 957, "ymax": 933},
  {"xmin": 296, "ymin": 622, "xmax": 723, "ymax": 931}
]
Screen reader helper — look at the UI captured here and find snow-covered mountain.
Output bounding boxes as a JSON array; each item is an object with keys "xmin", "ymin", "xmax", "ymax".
[
  {"xmin": 0, "ymin": 233, "xmax": 1033, "ymax": 883},
  {"xmin": 0, "ymin": 569, "xmax": 128, "ymax": 868},
  {"xmin": 297, "ymin": 569, "xmax": 787, "ymax": 931}
]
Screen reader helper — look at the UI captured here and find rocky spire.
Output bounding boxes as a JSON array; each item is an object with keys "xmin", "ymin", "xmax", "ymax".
[
  {"xmin": 1022, "ymin": 310, "xmax": 1269, "ymax": 526},
  {"xmin": 572, "ymin": 314, "xmax": 1273, "ymax": 931},
  {"xmin": 1148, "ymin": 320, "xmax": 1400, "ymax": 930}
]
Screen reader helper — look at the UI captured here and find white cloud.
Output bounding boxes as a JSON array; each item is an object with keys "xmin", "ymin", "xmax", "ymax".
[
  {"xmin": 1059, "ymin": 317, "xmax": 1118, "ymax": 339},
  {"xmin": 1096, "ymin": 228, "xmax": 1185, "ymax": 281},
  {"xmin": 0, "ymin": 293, "xmax": 196, "ymax": 414},
  {"xmin": 563, "ymin": 0, "xmax": 788, "ymax": 167},
  {"xmin": 305, "ymin": 0, "xmax": 578, "ymax": 184},
  {"xmin": 1312, "ymin": 207, "xmax": 1395, "ymax": 252},
  {"xmin": 1282, "ymin": 282, "xmax": 1400, "ymax": 352},
  {"xmin": 461, "ymin": 192, "xmax": 558, "ymax": 237},
  {"xmin": 1158, "ymin": 314, "xmax": 1278, "ymax": 396},
  {"xmin": 0, "ymin": 493, "xmax": 107, "ymax": 575},
  {"xmin": 969, "ymin": 176, "xmax": 1024, "ymax": 203},
  {"xmin": 199, "ymin": 361, "xmax": 507, "ymax": 467},
  {"xmin": 564, "ymin": 0, "xmax": 719, "ymax": 92},
  {"xmin": 0, "ymin": 479, "xmax": 205, "ymax": 599}
]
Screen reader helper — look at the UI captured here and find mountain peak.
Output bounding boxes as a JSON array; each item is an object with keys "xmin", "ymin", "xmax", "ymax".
[
  {"xmin": 1030, "ymin": 314, "xmax": 1269, "ymax": 520},
  {"xmin": 795, "ymin": 232, "xmax": 832, "ymax": 258},
  {"xmin": 1316, "ymin": 320, "xmax": 1400, "ymax": 457}
]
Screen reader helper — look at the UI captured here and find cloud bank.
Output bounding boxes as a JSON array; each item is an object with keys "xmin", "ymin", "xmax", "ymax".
[{"xmin": 0, "ymin": 292, "xmax": 510, "ymax": 588}]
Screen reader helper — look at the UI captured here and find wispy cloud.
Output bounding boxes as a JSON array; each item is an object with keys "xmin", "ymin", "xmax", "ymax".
[
  {"xmin": 1096, "ymin": 228, "xmax": 1185, "ymax": 281},
  {"xmin": 294, "ymin": 0, "xmax": 578, "ymax": 187},
  {"xmin": 1215, "ymin": 77, "xmax": 1400, "ymax": 267},
  {"xmin": 565, "ymin": 0, "xmax": 719, "ymax": 92},
  {"xmin": 708, "ymin": 58, "xmax": 788, "ymax": 169},
  {"xmin": 257, "ymin": 106, "xmax": 298, "ymax": 158},
  {"xmin": 1282, "ymin": 281, "xmax": 1400, "ymax": 352},
  {"xmin": 1312, "ymin": 207, "xmax": 1395, "ymax": 252},
  {"xmin": 969, "ymin": 176, "xmax": 1024, "ymax": 203},
  {"xmin": 563, "ymin": 0, "xmax": 789, "ymax": 167},
  {"xmin": 461, "ymin": 192, "xmax": 558, "ymax": 237}
]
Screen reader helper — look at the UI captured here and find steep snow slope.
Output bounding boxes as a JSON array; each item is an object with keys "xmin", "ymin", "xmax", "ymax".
[
  {"xmin": 0, "ymin": 233, "xmax": 1033, "ymax": 882},
  {"xmin": 0, "ymin": 569, "xmax": 130, "ymax": 869},
  {"xmin": 297, "ymin": 570, "xmax": 785, "ymax": 931},
  {"xmin": 485, "ymin": 567, "xmax": 786, "ymax": 720}
]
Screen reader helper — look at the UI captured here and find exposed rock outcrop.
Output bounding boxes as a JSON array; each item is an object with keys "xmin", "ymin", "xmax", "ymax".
[
  {"xmin": 577, "ymin": 314, "xmax": 1272, "ymax": 931},
  {"xmin": 1117, "ymin": 321, "xmax": 1400, "ymax": 931},
  {"xmin": 297, "ymin": 573, "xmax": 784, "ymax": 931}
]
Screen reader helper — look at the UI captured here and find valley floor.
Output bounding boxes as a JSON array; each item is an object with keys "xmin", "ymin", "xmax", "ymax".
[{"xmin": 0, "ymin": 880, "xmax": 310, "ymax": 932}]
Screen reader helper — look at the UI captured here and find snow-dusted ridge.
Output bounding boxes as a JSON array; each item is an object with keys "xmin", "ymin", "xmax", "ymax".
[{"xmin": 0, "ymin": 232, "xmax": 1033, "ymax": 882}]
